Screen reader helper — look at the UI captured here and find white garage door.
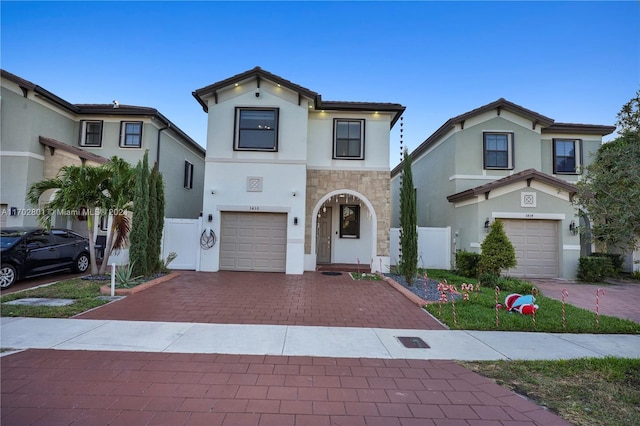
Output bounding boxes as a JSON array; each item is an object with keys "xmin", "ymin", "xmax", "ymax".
[
  {"xmin": 502, "ymin": 219, "xmax": 558, "ymax": 278},
  {"xmin": 220, "ymin": 212, "xmax": 287, "ymax": 272}
]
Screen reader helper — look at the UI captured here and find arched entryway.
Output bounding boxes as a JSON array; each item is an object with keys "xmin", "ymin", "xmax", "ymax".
[{"xmin": 310, "ymin": 189, "xmax": 378, "ymax": 271}]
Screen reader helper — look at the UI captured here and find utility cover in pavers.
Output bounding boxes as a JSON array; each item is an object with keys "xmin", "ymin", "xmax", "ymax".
[
  {"xmin": 3, "ymin": 298, "xmax": 75, "ymax": 307},
  {"xmin": 397, "ymin": 336, "xmax": 430, "ymax": 348}
]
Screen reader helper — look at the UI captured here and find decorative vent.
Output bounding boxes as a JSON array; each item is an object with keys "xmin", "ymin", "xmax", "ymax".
[
  {"xmin": 396, "ymin": 336, "xmax": 430, "ymax": 349},
  {"xmin": 247, "ymin": 176, "xmax": 263, "ymax": 192},
  {"xmin": 521, "ymin": 192, "xmax": 536, "ymax": 208}
]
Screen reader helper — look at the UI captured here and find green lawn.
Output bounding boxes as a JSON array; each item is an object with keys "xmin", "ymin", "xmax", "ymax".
[{"xmin": 1, "ymin": 279, "xmax": 110, "ymax": 318}]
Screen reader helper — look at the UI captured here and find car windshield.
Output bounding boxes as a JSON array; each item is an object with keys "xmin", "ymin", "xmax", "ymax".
[{"xmin": 0, "ymin": 230, "xmax": 28, "ymax": 249}]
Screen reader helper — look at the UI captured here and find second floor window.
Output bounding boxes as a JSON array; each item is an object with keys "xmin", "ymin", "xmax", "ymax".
[
  {"xmin": 483, "ymin": 132, "xmax": 513, "ymax": 169},
  {"xmin": 80, "ymin": 120, "xmax": 103, "ymax": 147},
  {"xmin": 235, "ymin": 108, "xmax": 278, "ymax": 151},
  {"xmin": 184, "ymin": 160, "xmax": 194, "ymax": 189},
  {"xmin": 120, "ymin": 121, "xmax": 143, "ymax": 148},
  {"xmin": 334, "ymin": 119, "xmax": 365, "ymax": 160},
  {"xmin": 554, "ymin": 139, "xmax": 581, "ymax": 174}
]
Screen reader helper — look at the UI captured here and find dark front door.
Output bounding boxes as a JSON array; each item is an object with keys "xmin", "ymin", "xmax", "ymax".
[{"xmin": 317, "ymin": 207, "xmax": 332, "ymax": 264}]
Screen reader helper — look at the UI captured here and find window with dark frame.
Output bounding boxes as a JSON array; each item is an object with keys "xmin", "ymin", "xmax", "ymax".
[
  {"xmin": 553, "ymin": 139, "xmax": 581, "ymax": 174},
  {"xmin": 340, "ymin": 205, "xmax": 360, "ymax": 238},
  {"xmin": 120, "ymin": 121, "xmax": 143, "ymax": 148},
  {"xmin": 483, "ymin": 132, "xmax": 513, "ymax": 169},
  {"xmin": 184, "ymin": 160, "xmax": 194, "ymax": 189},
  {"xmin": 80, "ymin": 120, "xmax": 103, "ymax": 147},
  {"xmin": 334, "ymin": 119, "xmax": 365, "ymax": 159},
  {"xmin": 235, "ymin": 108, "xmax": 278, "ymax": 151}
]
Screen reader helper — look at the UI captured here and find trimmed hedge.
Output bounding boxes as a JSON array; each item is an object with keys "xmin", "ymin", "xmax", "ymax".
[
  {"xmin": 577, "ymin": 256, "xmax": 614, "ymax": 282},
  {"xmin": 456, "ymin": 250, "xmax": 480, "ymax": 278},
  {"xmin": 591, "ymin": 253, "xmax": 624, "ymax": 276}
]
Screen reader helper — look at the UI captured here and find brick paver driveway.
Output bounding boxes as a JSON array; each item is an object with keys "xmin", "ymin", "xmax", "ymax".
[
  {"xmin": 1, "ymin": 349, "xmax": 569, "ymax": 426},
  {"xmin": 77, "ymin": 271, "xmax": 445, "ymax": 330}
]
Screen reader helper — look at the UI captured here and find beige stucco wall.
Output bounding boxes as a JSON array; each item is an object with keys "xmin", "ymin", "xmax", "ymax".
[{"xmin": 305, "ymin": 169, "xmax": 390, "ymax": 256}]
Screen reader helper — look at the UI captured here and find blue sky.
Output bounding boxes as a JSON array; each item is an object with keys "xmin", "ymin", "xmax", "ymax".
[{"xmin": 2, "ymin": 1, "xmax": 638, "ymax": 166}]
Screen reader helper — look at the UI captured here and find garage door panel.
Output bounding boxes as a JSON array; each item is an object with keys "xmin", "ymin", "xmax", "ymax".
[
  {"xmin": 220, "ymin": 212, "xmax": 287, "ymax": 272},
  {"xmin": 503, "ymin": 219, "xmax": 558, "ymax": 278}
]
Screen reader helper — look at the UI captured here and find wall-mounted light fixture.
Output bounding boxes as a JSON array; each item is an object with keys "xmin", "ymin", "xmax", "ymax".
[
  {"xmin": 484, "ymin": 218, "xmax": 491, "ymax": 233},
  {"xmin": 569, "ymin": 220, "xmax": 578, "ymax": 235}
]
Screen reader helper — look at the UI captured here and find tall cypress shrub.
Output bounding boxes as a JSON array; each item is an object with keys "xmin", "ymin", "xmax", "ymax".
[
  {"xmin": 155, "ymin": 166, "xmax": 165, "ymax": 270},
  {"xmin": 399, "ymin": 148, "xmax": 418, "ymax": 284},
  {"xmin": 147, "ymin": 165, "xmax": 158, "ymax": 274},
  {"xmin": 130, "ymin": 151, "xmax": 150, "ymax": 277}
]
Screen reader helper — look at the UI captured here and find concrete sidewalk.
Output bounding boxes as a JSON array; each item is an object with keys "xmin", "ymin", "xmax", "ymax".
[{"xmin": 2, "ymin": 317, "xmax": 639, "ymax": 361}]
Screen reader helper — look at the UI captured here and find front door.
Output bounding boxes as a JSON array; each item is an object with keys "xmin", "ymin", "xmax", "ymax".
[{"xmin": 317, "ymin": 207, "xmax": 332, "ymax": 264}]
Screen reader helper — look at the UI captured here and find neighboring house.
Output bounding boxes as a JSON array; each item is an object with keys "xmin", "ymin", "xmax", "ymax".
[
  {"xmin": 391, "ymin": 98, "xmax": 615, "ymax": 279},
  {"xmin": 1, "ymin": 70, "xmax": 205, "ymax": 237},
  {"xmin": 193, "ymin": 67, "xmax": 404, "ymax": 274}
]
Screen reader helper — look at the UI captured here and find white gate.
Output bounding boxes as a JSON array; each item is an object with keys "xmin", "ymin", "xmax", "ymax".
[
  {"xmin": 162, "ymin": 218, "xmax": 201, "ymax": 270},
  {"xmin": 390, "ymin": 227, "xmax": 451, "ymax": 270}
]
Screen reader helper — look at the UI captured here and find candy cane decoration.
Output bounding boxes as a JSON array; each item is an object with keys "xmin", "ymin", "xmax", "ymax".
[
  {"xmin": 475, "ymin": 282, "xmax": 480, "ymax": 300},
  {"xmin": 561, "ymin": 288, "xmax": 569, "ymax": 329},
  {"xmin": 449, "ymin": 285, "xmax": 457, "ymax": 327},
  {"xmin": 495, "ymin": 286, "xmax": 500, "ymax": 327},
  {"xmin": 531, "ymin": 287, "xmax": 539, "ymax": 327},
  {"xmin": 437, "ymin": 280, "xmax": 448, "ymax": 316},
  {"xmin": 423, "ymin": 272, "xmax": 428, "ymax": 304},
  {"xmin": 596, "ymin": 288, "xmax": 605, "ymax": 329}
]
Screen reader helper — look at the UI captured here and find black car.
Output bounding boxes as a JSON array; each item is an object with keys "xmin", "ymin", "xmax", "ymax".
[{"xmin": 0, "ymin": 227, "xmax": 90, "ymax": 288}]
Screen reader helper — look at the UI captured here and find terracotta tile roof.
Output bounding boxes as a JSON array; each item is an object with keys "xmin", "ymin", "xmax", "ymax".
[{"xmin": 446, "ymin": 168, "xmax": 578, "ymax": 203}]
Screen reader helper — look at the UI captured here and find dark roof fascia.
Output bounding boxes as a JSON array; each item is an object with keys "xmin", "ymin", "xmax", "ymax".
[
  {"xmin": 193, "ymin": 66, "xmax": 319, "ymax": 111},
  {"xmin": 446, "ymin": 168, "xmax": 578, "ymax": 203},
  {"xmin": 2, "ymin": 69, "xmax": 204, "ymax": 156},
  {"xmin": 542, "ymin": 123, "xmax": 616, "ymax": 136},
  {"xmin": 391, "ymin": 98, "xmax": 556, "ymax": 178},
  {"xmin": 192, "ymin": 66, "xmax": 405, "ymax": 127},
  {"xmin": 318, "ymin": 100, "xmax": 406, "ymax": 128},
  {"xmin": 39, "ymin": 136, "xmax": 109, "ymax": 164}
]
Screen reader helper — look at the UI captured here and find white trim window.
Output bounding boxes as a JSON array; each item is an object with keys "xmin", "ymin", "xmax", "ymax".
[
  {"xmin": 483, "ymin": 132, "xmax": 514, "ymax": 170},
  {"xmin": 334, "ymin": 119, "xmax": 365, "ymax": 160},
  {"xmin": 119, "ymin": 121, "xmax": 143, "ymax": 148},
  {"xmin": 553, "ymin": 139, "xmax": 582, "ymax": 174},
  {"xmin": 234, "ymin": 108, "xmax": 279, "ymax": 151},
  {"xmin": 80, "ymin": 120, "xmax": 103, "ymax": 147},
  {"xmin": 184, "ymin": 160, "xmax": 194, "ymax": 189}
]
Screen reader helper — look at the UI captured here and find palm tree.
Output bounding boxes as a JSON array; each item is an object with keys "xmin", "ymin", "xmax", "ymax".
[
  {"xmin": 27, "ymin": 164, "xmax": 111, "ymax": 275},
  {"xmin": 97, "ymin": 157, "xmax": 136, "ymax": 275}
]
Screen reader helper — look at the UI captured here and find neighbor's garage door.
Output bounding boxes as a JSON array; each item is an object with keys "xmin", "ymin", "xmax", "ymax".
[
  {"xmin": 502, "ymin": 219, "xmax": 558, "ymax": 278},
  {"xmin": 220, "ymin": 212, "xmax": 287, "ymax": 272}
]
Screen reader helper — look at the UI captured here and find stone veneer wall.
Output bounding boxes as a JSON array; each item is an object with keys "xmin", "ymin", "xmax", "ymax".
[{"xmin": 305, "ymin": 169, "xmax": 390, "ymax": 256}]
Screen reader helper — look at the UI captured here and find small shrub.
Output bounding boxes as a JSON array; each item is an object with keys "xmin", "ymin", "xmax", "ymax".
[
  {"xmin": 479, "ymin": 220, "xmax": 516, "ymax": 276},
  {"xmin": 591, "ymin": 253, "xmax": 624, "ymax": 276},
  {"xmin": 115, "ymin": 262, "xmax": 143, "ymax": 287},
  {"xmin": 456, "ymin": 250, "xmax": 480, "ymax": 278},
  {"xmin": 577, "ymin": 256, "xmax": 614, "ymax": 282},
  {"xmin": 631, "ymin": 270, "xmax": 640, "ymax": 280},
  {"xmin": 478, "ymin": 273, "xmax": 498, "ymax": 287},
  {"xmin": 161, "ymin": 252, "xmax": 178, "ymax": 273}
]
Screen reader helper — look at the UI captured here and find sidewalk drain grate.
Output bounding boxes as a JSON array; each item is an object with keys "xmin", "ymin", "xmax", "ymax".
[{"xmin": 397, "ymin": 336, "xmax": 430, "ymax": 349}]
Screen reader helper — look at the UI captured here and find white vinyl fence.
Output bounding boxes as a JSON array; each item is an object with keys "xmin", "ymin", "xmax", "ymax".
[
  {"xmin": 161, "ymin": 218, "xmax": 201, "ymax": 270},
  {"xmin": 390, "ymin": 227, "xmax": 451, "ymax": 270}
]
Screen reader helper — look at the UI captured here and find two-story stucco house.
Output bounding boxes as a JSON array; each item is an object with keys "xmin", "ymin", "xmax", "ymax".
[
  {"xmin": 193, "ymin": 67, "xmax": 404, "ymax": 274},
  {"xmin": 1, "ymin": 70, "xmax": 205, "ymax": 235},
  {"xmin": 391, "ymin": 98, "xmax": 615, "ymax": 279}
]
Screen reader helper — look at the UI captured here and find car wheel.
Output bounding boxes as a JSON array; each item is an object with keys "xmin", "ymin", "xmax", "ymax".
[
  {"xmin": 0, "ymin": 264, "xmax": 17, "ymax": 288},
  {"xmin": 74, "ymin": 253, "xmax": 90, "ymax": 273}
]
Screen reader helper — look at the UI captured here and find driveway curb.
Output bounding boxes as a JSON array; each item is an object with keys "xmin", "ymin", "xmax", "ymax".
[{"xmin": 99, "ymin": 271, "xmax": 180, "ymax": 295}]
